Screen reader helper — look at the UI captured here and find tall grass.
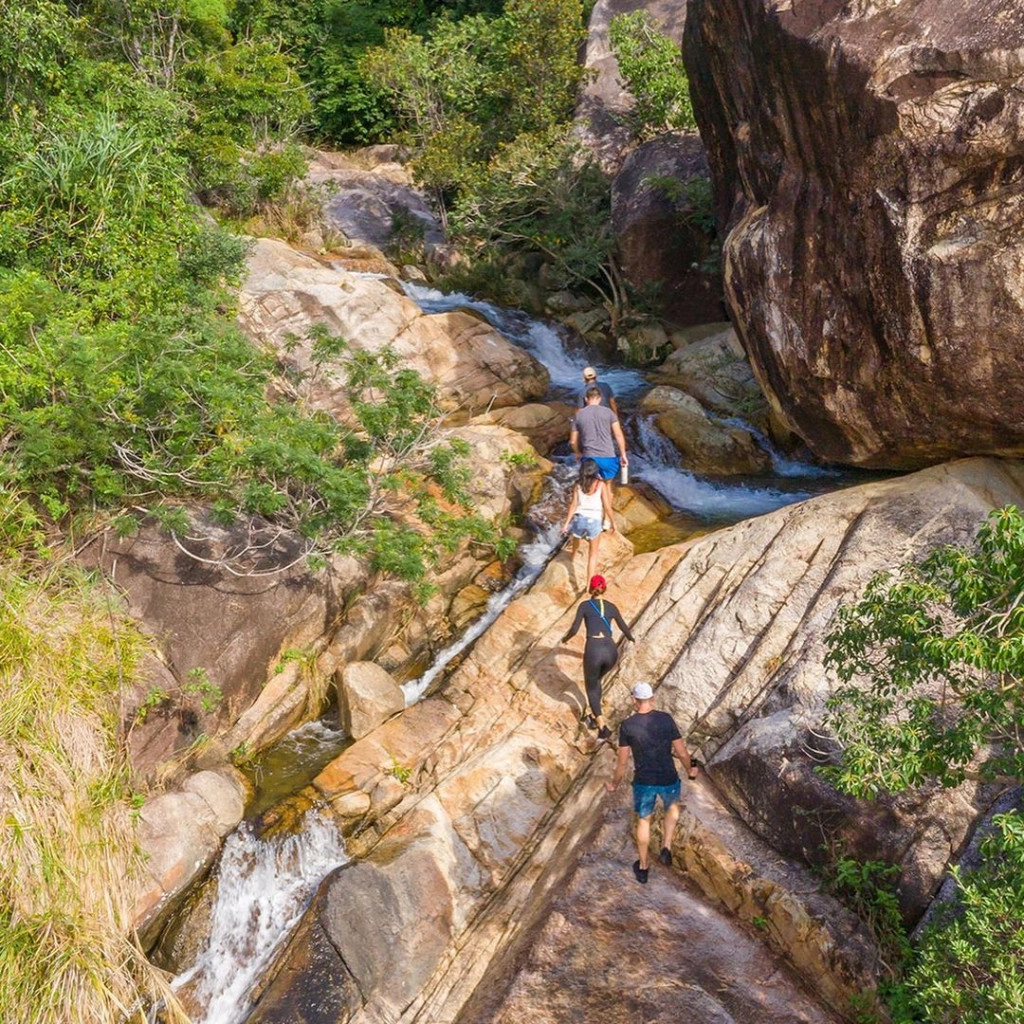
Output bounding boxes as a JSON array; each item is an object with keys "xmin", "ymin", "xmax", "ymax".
[{"xmin": 0, "ymin": 494, "xmax": 186, "ymax": 1023}]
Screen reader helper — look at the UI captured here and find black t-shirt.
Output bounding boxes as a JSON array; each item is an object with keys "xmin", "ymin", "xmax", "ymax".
[{"xmin": 619, "ymin": 710, "xmax": 682, "ymax": 786}]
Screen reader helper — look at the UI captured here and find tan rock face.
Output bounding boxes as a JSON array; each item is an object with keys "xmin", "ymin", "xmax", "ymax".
[
  {"xmin": 238, "ymin": 238, "xmax": 550, "ymax": 416},
  {"xmin": 337, "ymin": 662, "xmax": 404, "ymax": 739},
  {"xmin": 622, "ymin": 457, "xmax": 1024, "ymax": 919},
  {"xmin": 685, "ymin": 0, "xmax": 1024, "ymax": 468}
]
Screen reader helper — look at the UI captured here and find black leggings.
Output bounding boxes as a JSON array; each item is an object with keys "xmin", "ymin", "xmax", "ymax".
[{"xmin": 583, "ymin": 637, "xmax": 618, "ymax": 717}]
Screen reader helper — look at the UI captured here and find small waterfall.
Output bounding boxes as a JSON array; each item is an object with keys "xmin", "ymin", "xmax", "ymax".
[
  {"xmin": 630, "ymin": 416, "xmax": 814, "ymax": 519},
  {"xmin": 402, "ymin": 522, "xmax": 565, "ymax": 705},
  {"xmin": 170, "ymin": 811, "xmax": 347, "ymax": 1024}
]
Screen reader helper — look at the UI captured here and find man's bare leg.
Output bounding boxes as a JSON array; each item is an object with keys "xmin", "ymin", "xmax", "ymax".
[
  {"xmin": 662, "ymin": 800, "xmax": 681, "ymax": 852},
  {"xmin": 636, "ymin": 814, "xmax": 652, "ymax": 869}
]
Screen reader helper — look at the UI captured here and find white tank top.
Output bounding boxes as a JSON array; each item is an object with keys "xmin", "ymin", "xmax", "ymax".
[{"xmin": 577, "ymin": 484, "xmax": 603, "ymax": 518}]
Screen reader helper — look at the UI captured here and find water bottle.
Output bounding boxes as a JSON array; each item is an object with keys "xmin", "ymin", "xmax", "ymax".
[{"xmin": 620, "ymin": 462, "xmax": 629, "ymax": 485}]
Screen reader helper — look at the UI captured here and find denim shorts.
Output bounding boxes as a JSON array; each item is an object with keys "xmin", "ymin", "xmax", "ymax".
[
  {"xmin": 633, "ymin": 781, "xmax": 681, "ymax": 818},
  {"xmin": 569, "ymin": 513, "xmax": 603, "ymax": 540}
]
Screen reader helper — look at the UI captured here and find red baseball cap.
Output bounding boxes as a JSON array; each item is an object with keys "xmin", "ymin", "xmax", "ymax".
[{"xmin": 589, "ymin": 574, "xmax": 606, "ymax": 591}]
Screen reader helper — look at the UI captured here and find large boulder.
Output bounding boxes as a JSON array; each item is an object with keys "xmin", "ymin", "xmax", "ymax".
[
  {"xmin": 639, "ymin": 384, "xmax": 772, "ymax": 474},
  {"xmin": 238, "ymin": 238, "xmax": 550, "ymax": 416},
  {"xmin": 685, "ymin": 0, "xmax": 1024, "ymax": 469}
]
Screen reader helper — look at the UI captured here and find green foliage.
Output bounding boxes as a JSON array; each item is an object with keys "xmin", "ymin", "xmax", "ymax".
[
  {"xmin": 898, "ymin": 810, "xmax": 1024, "ymax": 1022},
  {"xmin": 826, "ymin": 857, "xmax": 911, "ymax": 973},
  {"xmin": 361, "ymin": 0, "xmax": 586, "ymax": 217},
  {"xmin": 385, "ymin": 755, "xmax": 413, "ymax": 785},
  {"xmin": 823, "ymin": 505, "xmax": 1024, "ymax": 798},
  {"xmin": 823, "ymin": 506, "xmax": 1024, "ymax": 1023},
  {"xmin": 0, "ymin": 515, "xmax": 182, "ymax": 1023},
  {"xmin": 450, "ymin": 127, "xmax": 620, "ymax": 310},
  {"xmin": 609, "ymin": 11, "xmax": 696, "ymax": 138}
]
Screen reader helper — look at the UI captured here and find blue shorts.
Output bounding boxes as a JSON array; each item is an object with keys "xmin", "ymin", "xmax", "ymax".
[
  {"xmin": 633, "ymin": 782, "xmax": 681, "ymax": 818},
  {"xmin": 589, "ymin": 456, "xmax": 620, "ymax": 481},
  {"xmin": 569, "ymin": 513, "xmax": 602, "ymax": 540}
]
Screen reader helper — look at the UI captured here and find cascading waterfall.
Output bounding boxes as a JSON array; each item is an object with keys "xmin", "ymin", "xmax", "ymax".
[
  {"xmin": 402, "ymin": 522, "xmax": 566, "ymax": 705},
  {"xmin": 402, "ymin": 282, "xmax": 831, "ymax": 520},
  {"xmin": 628, "ymin": 416, "xmax": 816, "ymax": 519},
  {"xmin": 169, "ymin": 811, "xmax": 347, "ymax": 1024}
]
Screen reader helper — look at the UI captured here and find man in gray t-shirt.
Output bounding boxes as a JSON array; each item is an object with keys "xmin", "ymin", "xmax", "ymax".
[{"xmin": 570, "ymin": 386, "xmax": 628, "ymax": 484}]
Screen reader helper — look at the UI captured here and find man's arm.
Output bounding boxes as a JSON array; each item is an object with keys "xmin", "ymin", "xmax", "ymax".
[
  {"xmin": 672, "ymin": 737, "xmax": 698, "ymax": 779},
  {"xmin": 606, "ymin": 743, "xmax": 631, "ymax": 792},
  {"xmin": 611, "ymin": 419, "xmax": 628, "ymax": 464},
  {"xmin": 569, "ymin": 423, "xmax": 580, "ymax": 459}
]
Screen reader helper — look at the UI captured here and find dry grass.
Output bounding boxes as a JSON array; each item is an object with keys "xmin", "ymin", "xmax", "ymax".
[{"xmin": 0, "ymin": 540, "xmax": 188, "ymax": 1023}]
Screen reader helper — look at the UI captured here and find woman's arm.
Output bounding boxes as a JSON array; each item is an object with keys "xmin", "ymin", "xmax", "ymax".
[
  {"xmin": 561, "ymin": 603, "xmax": 585, "ymax": 643},
  {"xmin": 610, "ymin": 603, "xmax": 635, "ymax": 642}
]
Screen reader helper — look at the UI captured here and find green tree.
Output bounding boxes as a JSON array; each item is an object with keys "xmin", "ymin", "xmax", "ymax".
[
  {"xmin": 609, "ymin": 11, "xmax": 695, "ymax": 138},
  {"xmin": 450, "ymin": 127, "xmax": 624, "ymax": 321},
  {"xmin": 823, "ymin": 505, "xmax": 1024, "ymax": 798},
  {"xmin": 822, "ymin": 505, "xmax": 1024, "ymax": 1022}
]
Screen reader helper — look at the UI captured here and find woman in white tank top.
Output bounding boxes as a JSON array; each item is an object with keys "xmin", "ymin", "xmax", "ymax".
[{"xmin": 561, "ymin": 458, "xmax": 616, "ymax": 585}]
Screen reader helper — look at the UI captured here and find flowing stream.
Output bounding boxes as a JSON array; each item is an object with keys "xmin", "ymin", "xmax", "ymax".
[{"xmin": 169, "ymin": 286, "xmax": 856, "ymax": 1022}]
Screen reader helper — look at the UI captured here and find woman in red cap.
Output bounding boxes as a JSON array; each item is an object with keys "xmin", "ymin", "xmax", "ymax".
[{"xmin": 561, "ymin": 574, "xmax": 634, "ymax": 739}]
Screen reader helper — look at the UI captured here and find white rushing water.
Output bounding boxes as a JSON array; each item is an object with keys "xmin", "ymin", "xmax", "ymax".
[
  {"xmin": 402, "ymin": 522, "xmax": 565, "ymax": 705},
  {"xmin": 170, "ymin": 811, "xmax": 347, "ymax": 1024},
  {"xmin": 402, "ymin": 282, "xmax": 829, "ymax": 519}
]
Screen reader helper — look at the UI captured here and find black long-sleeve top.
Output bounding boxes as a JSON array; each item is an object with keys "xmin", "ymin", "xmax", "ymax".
[{"xmin": 561, "ymin": 598, "xmax": 635, "ymax": 643}]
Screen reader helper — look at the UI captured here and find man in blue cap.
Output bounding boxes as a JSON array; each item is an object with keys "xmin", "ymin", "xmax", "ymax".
[{"xmin": 607, "ymin": 681, "xmax": 699, "ymax": 884}]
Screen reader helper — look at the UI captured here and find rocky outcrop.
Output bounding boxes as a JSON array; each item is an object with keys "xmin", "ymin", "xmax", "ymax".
[
  {"xmin": 306, "ymin": 149, "xmax": 444, "ymax": 255},
  {"xmin": 684, "ymin": 0, "xmax": 1024, "ymax": 469},
  {"xmin": 78, "ymin": 512, "xmax": 349, "ymax": 773},
  {"xmin": 238, "ymin": 238, "xmax": 550, "ymax": 416},
  {"xmin": 623, "ymin": 457, "xmax": 1024, "ymax": 920},
  {"xmin": 655, "ymin": 324, "xmax": 770, "ymax": 429},
  {"xmin": 611, "ymin": 132, "xmax": 725, "ymax": 326},
  {"xmin": 639, "ymin": 384, "xmax": 772, "ymax": 474},
  {"xmin": 576, "ymin": 0, "xmax": 689, "ymax": 173}
]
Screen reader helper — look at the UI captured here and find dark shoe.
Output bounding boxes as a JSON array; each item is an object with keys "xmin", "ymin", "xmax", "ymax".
[
  {"xmin": 632, "ymin": 860, "xmax": 649, "ymax": 884},
  {"xmin": 585, "ymin": 715, "xmax": 597, "ymax": 729},
  {"xmin": 597, "ymin": 725, "xmax": 611, "ymax": 741},
  {"xmin": 658, "ymin": 847, "xmax": 672, "ymax": 867}
]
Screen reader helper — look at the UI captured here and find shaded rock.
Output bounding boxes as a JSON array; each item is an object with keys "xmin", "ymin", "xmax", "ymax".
[
  {"xmin": 238, "ymin": 238, "xmax": 549, "ymax": 416},
  {"xmin": 612, "ymin": 133, "xmax": 725, "ymax": 326},
  {"xmin": 337, "ymin": 662, "xmax": 405, "ymax": 740},
  {"xmin": 685, "ymin": 0, "xmax": 1024, "ymax": 468},
  {"xmin": 622, "ymin": 457, "xmax": 1024, "ymax": 920},
  {"xmin": 464, "ymin": 779, "xmax": 855, "ymax": 1024},
  {"xmin": 78, "ymin": 511, "xmax": 342, "ymax": 753},
  {"xmin": 305, "ymin": 152, "xmax": 444, "ymax": 252},
  {"xmin": 639, "ymin": 385, "xmax": 772, "ymax": 474}
]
